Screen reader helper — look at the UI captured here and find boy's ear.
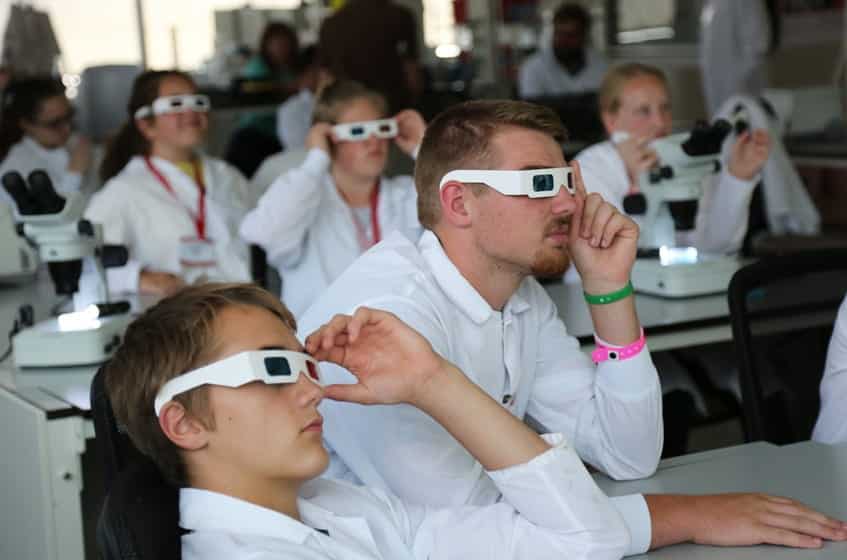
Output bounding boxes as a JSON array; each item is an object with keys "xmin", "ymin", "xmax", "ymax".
[
  {"xmin": 158, "ymin": 402, "xmax": 210, "ymax": 451},
  {"xmin": 439, "ymin": 181, "xmax": 474, "ymax": 228}
]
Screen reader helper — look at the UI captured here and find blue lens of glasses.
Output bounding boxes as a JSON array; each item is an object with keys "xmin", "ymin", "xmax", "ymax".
[
  {"xmin": 532, "ymin": 174, "xmax": 555, "ymax": 192},
  {"xmin": 351, "ymin": 126, "xmax": 365, "ymax": 136},
  {"xmin": 264, "ymin": 357, "xmax": 292, "ymax": 377}
]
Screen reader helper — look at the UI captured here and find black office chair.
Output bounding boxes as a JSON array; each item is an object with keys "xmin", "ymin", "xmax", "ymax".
[
  {"xmin": 728, "ymin": 249, "xmax": 847, "ymax": 443},
  {"xmin": 90, "ymin": 367, "xmax": 182, "ymax": 560}
]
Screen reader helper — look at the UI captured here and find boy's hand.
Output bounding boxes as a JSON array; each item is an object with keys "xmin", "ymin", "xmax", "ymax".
[
  {"xmin": 305, "ymin": 307, "xmax": 447, "ymax": 406},
  {"xmin": 728, "ymin": 129, "xmax": 770, "ymax": 181},
  {"xmin": 306, "ymin": 122, "xmax": 334, "ymax": 155},
  {"xmin": 394, "ymin": 109, "xmax": 426, "ymax": 157},
  {"xmin": 567, "ymin": 161, "xmax": 639, "ymax": 295}
]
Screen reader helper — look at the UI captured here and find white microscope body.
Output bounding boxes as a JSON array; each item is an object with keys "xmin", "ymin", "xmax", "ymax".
[
  {"xmin": 629, "ymin": 119, "xmax": 745, "ymax": 297},
  {"xmin": 2, "ymin": 170, "xmax": 132, "ymax": 367}
]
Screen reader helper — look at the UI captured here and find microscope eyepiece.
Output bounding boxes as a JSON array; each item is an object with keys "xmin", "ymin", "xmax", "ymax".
[
  {"xmin": 27, "ymin": 170, "xmax": 65, "ymax": 214},
  {"xmin": 1, "ymin": 171, "xmax": 39, "ymax": 215}
]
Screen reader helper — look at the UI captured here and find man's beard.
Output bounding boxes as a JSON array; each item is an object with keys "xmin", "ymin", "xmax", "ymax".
[
  {"xmin": 530, "ymin": 247, "xmax": 570, "ymax": 278},
  {"xmin": 554, "ymin": 47, "xmax": 586, "ymax": 76}
]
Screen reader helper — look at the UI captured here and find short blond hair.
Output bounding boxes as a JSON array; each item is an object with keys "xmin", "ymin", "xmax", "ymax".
[
  {"xmin": 312, "ymin": 79, "xmax": 388, "ymax": 124},
  {"xmin": 598, "ymin": 63, "xmax": 668, "ymax": 115},
  {"xmin": 104, "ymin": 283, "xmax": 296, "ymax": 486},
  {"xmin": 414, "ymin": 100, "xmax": 566, "ymax": 229}
]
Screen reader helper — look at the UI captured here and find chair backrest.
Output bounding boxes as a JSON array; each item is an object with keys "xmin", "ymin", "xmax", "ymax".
[
  {"xmin": 728, "ymin": 249, "xmax": 847, "ymax": 443},
  {"xmin": 90, "ymin": 367, "xmax": 182, "ymax": 560},
  {"xmin": 76, "ymin": 65, "xmax": 142, "ymax": 142}
]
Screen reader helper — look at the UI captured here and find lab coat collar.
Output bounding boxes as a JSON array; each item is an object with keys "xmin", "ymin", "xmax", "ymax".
[
  {"xmin": 180, "ymin": 487, "xmax": 321, "ymax": 544},
  {"xmin": 418, "ymin": 230, "xmax": 531, "ymax": 324}
]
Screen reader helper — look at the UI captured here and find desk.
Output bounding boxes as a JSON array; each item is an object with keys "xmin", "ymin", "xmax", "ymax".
[
  {"xmin": 0, "ymin": 273, "xmax": 146, "ymax": 560},
  {"xmin": 594, "ymin": 440, "xmax": 847, "ymax": 559},
  {"xmin": 545, "ymin": 281, "xmax": 731, "ymax": 352}
]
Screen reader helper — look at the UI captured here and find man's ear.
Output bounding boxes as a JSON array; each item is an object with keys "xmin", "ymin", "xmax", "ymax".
[
  {"xmin": 439, "ymin": 181, "xmax": 474, "ymax": 228},
  {"xmin": 158, "ymin": 401, "xmax": 209, "ymax": 451}
]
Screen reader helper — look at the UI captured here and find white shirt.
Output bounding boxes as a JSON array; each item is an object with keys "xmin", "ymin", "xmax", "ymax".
[
  {"xmin": 518, "ymin": 47, "xmax": 607, "ymax": 99},
  {"xmin": 298, "ymin": 230, "xmax": 659, "ymax": 555},
  {"xmin": 0, "ymin": 136, "xmax": 87, "ymax": 207},
  {"xmin": 277, "ymin": 90, "xmax": 315, "ymax": 150},
  {"xmin": 699, "ymin": 0, "xmax": 770, "ymax": 117},
  {"xmin": 813, "ymin": 296, "xmax": 847, "ymax": 444},
  {"xmin": 180, "ymin": 433, "xmax": 633, "ymax": 560},
  {"xmin": 575, "ymin": 139, "xmax": 757, "ymax": 253},
  {"xmin": 84, "ymin": 155, "xmax": 251, "ymax": 293},
  {"xmin": 240, "ymin": 148, "xmax": 422, "ymax": 316}
]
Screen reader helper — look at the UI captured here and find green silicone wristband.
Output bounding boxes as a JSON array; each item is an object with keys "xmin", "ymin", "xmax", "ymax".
[{"xmin": 583, "ymin": 281, "xmax": 634, "ymax": 305}]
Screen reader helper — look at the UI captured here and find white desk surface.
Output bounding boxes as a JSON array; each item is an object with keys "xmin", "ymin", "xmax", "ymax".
[
  {"xmin": 594, "ymin": 440, "xmax": 847, "ymax": 559},
  {"xmin": 545, "ymin": 281, "xmax": 730, "ymax": 352}
]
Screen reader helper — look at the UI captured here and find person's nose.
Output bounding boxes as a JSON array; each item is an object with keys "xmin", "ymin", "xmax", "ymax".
[
  {"xmin": 296, "ymin": 372, "xmax": 324, "ymax": 406},
  {"xmin": 550, "ymin": 184, "xmax": 577, "ymax": 215}
]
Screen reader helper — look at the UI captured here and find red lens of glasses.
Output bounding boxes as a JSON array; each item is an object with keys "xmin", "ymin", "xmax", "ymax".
[{"xmin": 306, "ymin": 361, "xmax": 319, "ymax": 381}]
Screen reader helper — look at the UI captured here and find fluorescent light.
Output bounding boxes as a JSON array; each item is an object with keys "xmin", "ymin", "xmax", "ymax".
[
  {"xmin": 617, "ymin": 26, "xmax": 675, "ymax": 44},
  {"xmin": 435, "ymin": 44, "xmax": 461, "ymax": 59},
  {"xmin": 659, "ymin": 246, "xmax": 698, "ymax": 266},
  {"xmin": 57, "ymin": 304, "xmax": 101, "ymax": 332}
]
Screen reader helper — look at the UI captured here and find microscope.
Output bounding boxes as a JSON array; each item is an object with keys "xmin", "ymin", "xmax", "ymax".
[
  {"xmin": 626, "ymin": 115, "xmax": 748, "ymax": 297},
  {"xmin": 2, "ymin": 170, "xmax": 132, "ymax": 367},
  {"xmin": 0, "ymin": 202, "xmax": 38, "ymax": 282}
]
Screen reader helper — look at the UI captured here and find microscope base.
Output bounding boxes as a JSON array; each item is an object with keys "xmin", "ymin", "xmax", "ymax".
[
  {"xmin": 632, "ymin": 255, "xmax": 743, "ymax": 298},
  {"xmin": 12, "ymin": 314, "xmax": 132, "ymax": 368}
]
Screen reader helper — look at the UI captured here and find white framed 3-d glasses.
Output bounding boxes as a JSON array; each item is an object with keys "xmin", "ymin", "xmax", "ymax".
[
  {"xmin": 332, "ymin": 118, "xmax": 398, "ymax": 142},
  {"xmin": 154, "ymin": 350, "xmax": 322, "ymax": 416},
  {"xmin": 439, "ymin": 167, "xmax": 575, "ymax": 198},
  {"xmin": 135, "ymin": 94, "xmax": 211, "ymax": 120}
]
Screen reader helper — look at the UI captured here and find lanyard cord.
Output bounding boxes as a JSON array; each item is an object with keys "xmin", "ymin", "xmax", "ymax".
[{"xmin": 144, "ymin": 156, "xmax": 207, "ymax": 239}]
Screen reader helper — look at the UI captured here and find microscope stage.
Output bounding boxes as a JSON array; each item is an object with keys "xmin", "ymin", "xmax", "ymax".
[
  {"xmin": 13, "ymin": 314, "xmax": 132, "ymax": 368},
  {"xmin": 631, "ymin": 255, "xmax": 743, "ymax": 298}
]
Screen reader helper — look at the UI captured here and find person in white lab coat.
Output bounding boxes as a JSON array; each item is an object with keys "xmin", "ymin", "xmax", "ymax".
[
  {"xmin": 240, "ymin": 80, "xmax": 424, "ymax": 316},
  {"xmin": 104, "ymin": 282, "xmax": 633, "ymax": 560},
  {"xmin": 575, "ymin": 63, "xmax": 771, "ymax": 256},
  {"xmin": 813, "ymin": 294, "xmax": 847, "ymax": 444},
  {"xmin": 298, "ymin": 99, "xmax": 847, "ymax": 554},
  {"xmin": 518, "ymin": 3, "xmax": 608, "ymax": 99},
  {"xmin": 86, "ymin": 70, "xmax": 250, "ymax": 296},
  {"xmin": 699, "ymin": 0, "xmax": 771, "ymax": 117},
  {"xmin": 0, "ymin": 78, "xmax": 95, "ymax": 205}
]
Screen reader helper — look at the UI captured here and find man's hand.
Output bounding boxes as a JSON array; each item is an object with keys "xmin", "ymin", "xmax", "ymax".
[
  {"xmin": 728, "ymin": 129, "xmax": 771, "ymax": 181},
  {"xmin": 615, "ymin": 136, "xmax": 658, "ymax": 189},
  {"xmin": 138, "ymin": 271, "xmax": 184, "ymax": 296},
  {"xmin": 305, "ymin": 307, "xmax": 447, "ymax": 406},
  {"xmin": 393, "ymin": 109, "xmax": 426, "ymax": 157},
  {"xmin": 68, "ymin": 136, "xmax": 93, "ymax": 174},
  {"xmin": 647, "ymin": 493, "xmax": 847, "ymax": 550},
  {"xmin": 306, "ymin": 122, "xmax": 334, "ymax": 155},
  {"xmin": 567, "ymin": 161, "xmax": 639, "ymax": 295}
]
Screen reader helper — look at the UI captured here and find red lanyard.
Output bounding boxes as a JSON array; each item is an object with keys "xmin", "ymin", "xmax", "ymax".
[
  {"xmin": 144, "ymin": 156, "xmax": 207, "ymax": 239},
  {"xmin": 350, "ymin": 181, "xmax": 381, "ymax": 251}
]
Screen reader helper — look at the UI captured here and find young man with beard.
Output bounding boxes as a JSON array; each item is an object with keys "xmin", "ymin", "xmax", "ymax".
[
  {"xmin": 299, "ymin": 100, "xmax": 847, "ymax": 555},
  {"xmin": 518, "ymin": 3, "xmax": 608, "ymax": 99}
]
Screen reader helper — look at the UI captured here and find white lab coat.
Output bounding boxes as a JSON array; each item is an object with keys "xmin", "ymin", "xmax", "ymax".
[
  {"xmin": 298, "ymin": 231, "xmax": 659, "ymax": 556},
  {"xmin": 239, "ymin": 148, "xmax": 422, "ymax": 317},
  {"xmin": 699, "ymin": 0, "xmax": 771, "ymax": 117},
  {"xmin": 277, "ymin": 90, "xmax": 315, "ymax": 150},
  {"xmin": 714, "ymin": 95, "xmax": 820, "ymax": 236},
  {"xmin": 0, "ymin": 136, "xmax": 95, "ymax": 207},
  {"xmin": 84, "ymin": 155, "xmax": 251, "ymax": 293},
  {"xmin": 575, "ymin": 139, "xmax": 757, "ymax": 253},
  {"xmin": 518, "ymin": 47, "xmax": 608, "ymax": 99},
  {"xmin": 813, "ymin": 296, "xmax": 847, "ymax": 444},
  {"xmin": 180, "ymin": 433, "xmax": 632, "ymax": 560}
]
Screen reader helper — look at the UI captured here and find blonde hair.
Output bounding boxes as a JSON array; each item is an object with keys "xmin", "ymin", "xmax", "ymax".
[
  {"xmin": 598, "ymin": 63, "xmax": 668, "ymax": 115},
  {"xmin": 104, "ymin": 283, "xmax": 296, "ymax": 486},
  {"xmin": 414, "ymin": 99, "xmax": 566, "ymax": 229},
  {"xmin": 311, "ymin": 79, "xmax": 388, "ymax": 125}
]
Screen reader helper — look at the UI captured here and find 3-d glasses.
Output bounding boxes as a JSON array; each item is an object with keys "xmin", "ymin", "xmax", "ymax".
[
  {"xmin": 332, "ymin": 118, "xmax": 398, "ymax": 142},
  {"xmin": 154, "ymin": 350, "xmax": 322, "ymax": 416},
  {"xmin": 134, "ymin": 94, "xmax": 211, "ymax": 120},
  {"xmin": 439, "ymin": 167, "xmax": 575, "ymax": 198}
]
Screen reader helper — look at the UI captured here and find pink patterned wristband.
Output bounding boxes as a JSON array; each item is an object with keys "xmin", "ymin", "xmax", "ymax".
[{"xmin": 591, "ymin": 329, "xmax": 646, "ymax": 363}]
